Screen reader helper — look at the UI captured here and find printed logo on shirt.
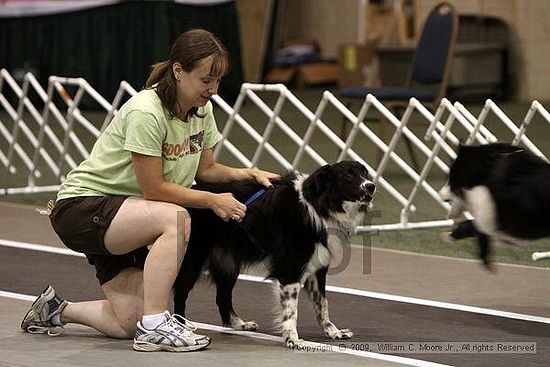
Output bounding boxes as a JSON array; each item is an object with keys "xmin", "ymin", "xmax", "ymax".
[
  {"xmin": 189, "ymin": 131, "xmax": 204, "ymax": 154},
  {"xmin": 162, "ymin": 131, "xmax": 204, "ymax": 160}
]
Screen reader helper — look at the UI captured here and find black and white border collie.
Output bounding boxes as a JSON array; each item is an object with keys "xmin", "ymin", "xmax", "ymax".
[
  {"xmin": 174, "ymin": 161, "xmax": 375, "ymax": 348},
  {"xmin": 440, "ymin": 143, "xmax": 550, "ymax": 269}
]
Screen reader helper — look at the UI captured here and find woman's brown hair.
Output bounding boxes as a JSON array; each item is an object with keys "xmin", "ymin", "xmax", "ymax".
[{"xmin": 145, "ymin": 29, "xmax": 230, "ymax": 120}]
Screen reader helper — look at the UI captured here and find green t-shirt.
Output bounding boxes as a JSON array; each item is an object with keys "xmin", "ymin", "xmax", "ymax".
[{"xmin": 57, "ymin": 88, "xmax": 222, "ymax": 200}]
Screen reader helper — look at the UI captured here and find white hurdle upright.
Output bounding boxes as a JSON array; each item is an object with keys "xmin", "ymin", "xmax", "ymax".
[
  {"xmin": 0, "ymin": 72, "xmax": 549, "ymax": 260},
  {"xmin": 0, "ymin": 69, "xmax": 137, "ymax": 194}
]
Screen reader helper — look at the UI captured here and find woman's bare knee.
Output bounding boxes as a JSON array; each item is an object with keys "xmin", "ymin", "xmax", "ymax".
[
  {"xmin": 141, "ymin": 201, "xmax": 190, "ymax": 242},
  {"xmin": 105, "ymin": 198, "xmax": 190, "ymax": 255},
  {"xmin": 158, "ymin": 205, "xmax": 191, "ymax": 253}
]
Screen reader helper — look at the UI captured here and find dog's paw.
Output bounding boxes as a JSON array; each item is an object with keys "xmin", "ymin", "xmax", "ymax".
[
  {"xmin": 236, "ymin": 321, "xmax": 258, "ymax": 331},
  {"xmin": 325, "ymin": 326, "xmax": 353, "ymax": 340},
  {"xmin": 230, "ymin": 318, "xmax": 259, "ymax": 331},
  {"xmin": 285, "ymin": 338, "xmax": 307, "ymax": 349}
]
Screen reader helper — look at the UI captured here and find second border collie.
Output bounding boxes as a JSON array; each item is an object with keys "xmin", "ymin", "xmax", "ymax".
[{"xmin": 440, "ymin": 143, "xmax": 550, "ymax": 269}]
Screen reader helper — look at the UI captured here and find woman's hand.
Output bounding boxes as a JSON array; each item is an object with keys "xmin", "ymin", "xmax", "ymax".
[
  {"xmin": 248, "ymin": 168, "xmax": 280, "ymax": 188},
  {"xmin": 210, "ymin": 193, "xmax": 247, "ymax": 222}
]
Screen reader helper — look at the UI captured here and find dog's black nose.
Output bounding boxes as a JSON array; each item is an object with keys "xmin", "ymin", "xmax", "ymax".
[{"xmin": 364, "ymin": 183, "xmax": 375, "ymax": 194}]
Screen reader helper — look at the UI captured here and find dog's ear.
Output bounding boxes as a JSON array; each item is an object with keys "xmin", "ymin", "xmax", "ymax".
[
  {"xmin": 302, "ymin": 164, "xmax": 331, "ymax": 201},
  {"xmin": 301, "ymin": 164, "xmax": 332, "ymax": 217},
  {"xmin": 310, "ymin": 164, "xmax": 331, "ymax": 194}
]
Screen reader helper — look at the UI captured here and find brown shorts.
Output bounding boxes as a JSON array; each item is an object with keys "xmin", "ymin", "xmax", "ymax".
[{"xmin": 50, "ymin": 195, "xmax": 148, "ymax": 285}]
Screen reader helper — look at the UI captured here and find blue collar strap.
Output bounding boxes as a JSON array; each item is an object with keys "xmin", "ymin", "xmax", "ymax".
[
  {"xmin": 239, "ymin": 188, "xmax": 267, "ymax": 256},
  {"xmin": 244, "ymin": 188, "xmax": 266, "ymax": 206}
]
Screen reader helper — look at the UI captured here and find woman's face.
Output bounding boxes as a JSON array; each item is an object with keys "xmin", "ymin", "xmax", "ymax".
[{"xmin": 174, "ymin": 56, "xmax": 221, "ymax": 112}]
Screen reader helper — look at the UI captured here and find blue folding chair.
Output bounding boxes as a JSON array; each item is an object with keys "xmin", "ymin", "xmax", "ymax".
[{"xmin": 339, "ymin": 2, "xmax": 458, "ymax": 169}]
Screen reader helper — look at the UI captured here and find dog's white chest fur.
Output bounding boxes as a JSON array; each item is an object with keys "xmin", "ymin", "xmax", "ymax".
[
  {"xmin": 464, "ymin": 186, "xmax": 497, "ymax": 235},
  {"xmin": 306, "ymin": 244, "xmax": 332, "ymax": 275},
  {"xmin": 304, "ymin": 202, "xmax": 365, "ymax": 277}
]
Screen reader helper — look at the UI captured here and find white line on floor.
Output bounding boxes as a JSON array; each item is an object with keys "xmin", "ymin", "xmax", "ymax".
[
  {"xmin": 1, "ymin": 289, "xmax": 452, "ymax": 367},
  {"xmin": 3, "ymin": 237, "xmax": 550, "ymax": 325},
  {"xmin": 237, "ymin": 274, "xmax": 550, "ymax": 325},
  {"xmin": 194, "ymin": 322, "xmax": 453, "ymax": 367},
  {"xmin": 0, "ymin": 238, "xmax": 84, "ymax": 257}
]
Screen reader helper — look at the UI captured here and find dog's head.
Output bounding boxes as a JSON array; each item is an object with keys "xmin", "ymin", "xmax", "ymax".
[
  {"xmin": 302, "ymin": 161, "xmax": 375, "ymax": 221},
  {"xmin": 440, "ymin": 143, "xmax": 524, "ymax": 218}
]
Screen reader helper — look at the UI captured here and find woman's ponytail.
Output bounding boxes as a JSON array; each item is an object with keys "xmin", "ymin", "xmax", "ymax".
[{"xmin": 145, "ymin": 60, "xmax": 171, "ymax": 88}]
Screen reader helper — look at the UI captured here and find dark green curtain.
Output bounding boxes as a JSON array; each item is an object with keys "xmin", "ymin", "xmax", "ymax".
[{"xmin": 0, "ymin": 1, "xmax": 243, "ymax": 103}]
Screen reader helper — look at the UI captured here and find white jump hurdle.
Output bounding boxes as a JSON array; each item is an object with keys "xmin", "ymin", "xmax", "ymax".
[{"xmin": 0, "ymin": 70, "xmax": 548, "ymax": 261}]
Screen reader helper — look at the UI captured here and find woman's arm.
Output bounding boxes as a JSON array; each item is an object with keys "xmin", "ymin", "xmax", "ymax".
[
  {"xmin": 196, "ymin": 149, "xmax": 279, "ymax": 187},
  {"xmin": 131, "ymin": 152, "xmax": 246, "ymax": 221}
]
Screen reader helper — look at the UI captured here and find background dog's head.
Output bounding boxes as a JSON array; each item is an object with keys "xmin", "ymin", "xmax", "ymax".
[
  {"xmin": 440, "ymin": 143, "xmax": 524, "ymax": 218},
  {"xmin": 446, "ymin": 143, "xmax": 524, "ymax": 198},
  {"xmin": 302, "ymin": 161, "xmax": 375, "ymax": 220}
]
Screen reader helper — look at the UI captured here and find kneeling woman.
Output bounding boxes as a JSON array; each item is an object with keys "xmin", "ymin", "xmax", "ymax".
[{"xmin": 21, "ymin": 29, "xmax": 278, "ymax": 352}]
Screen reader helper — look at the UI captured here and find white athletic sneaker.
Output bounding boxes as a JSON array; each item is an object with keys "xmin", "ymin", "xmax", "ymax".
[
  {"xmin": 133, "ymin": 311, "xmax": 211, "ymax": 352},
  {"xmin": 21, "ymin": 285, "xmax": 68, "ymax": 336}
]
